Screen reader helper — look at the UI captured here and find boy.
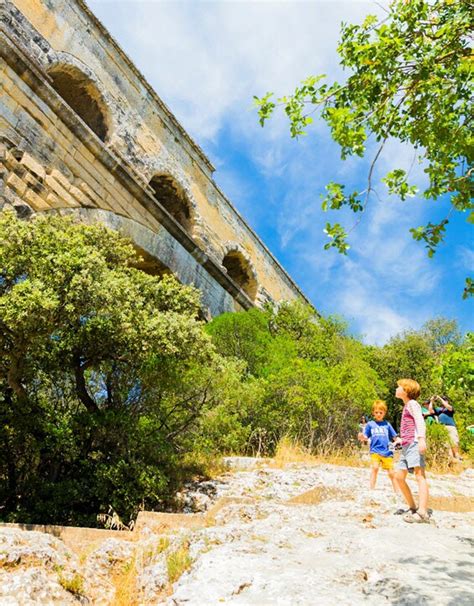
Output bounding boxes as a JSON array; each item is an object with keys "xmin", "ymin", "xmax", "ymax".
[
  {"xmin": 395, "ymin": 379, "xmax": 430, "ymax": 524},
  {"xmin": 358, "ymin": 400, "xmax": 399, "ymax": 493}
]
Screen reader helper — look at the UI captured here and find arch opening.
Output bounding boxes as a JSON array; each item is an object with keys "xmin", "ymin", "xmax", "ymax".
[
  {"xmin": 132, "ymin": 246, "xmax": 172, "ymax": 277},
  {"xmin": 149, "ymin": 175, "xmax": 194, "ymax": 235},
  {"xmin": 222, "ymin": 250, "xmax": 257, "ymax": 300},
  {"xmin": 48, "ymin": 66, "xmax": 109, "ymax": 142}
]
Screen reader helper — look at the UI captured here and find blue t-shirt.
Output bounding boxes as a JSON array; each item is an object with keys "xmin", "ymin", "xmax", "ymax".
[
  {"xmin": 364, "ymin": 420, "xmax": 397, "ymax": 457},
  {"xmin": 435, "ymin": 407, "xmax": 456, "ymax": 427}
]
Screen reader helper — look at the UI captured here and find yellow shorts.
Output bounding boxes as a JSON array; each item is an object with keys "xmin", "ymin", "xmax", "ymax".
[{"xmin": 371, "ymin": 453, "xmax": 394, "ymax": 470}]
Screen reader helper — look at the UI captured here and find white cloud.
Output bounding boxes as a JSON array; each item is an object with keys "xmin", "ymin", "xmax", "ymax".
[
  {"xmin": 295, "ymin": 235, "xmax": 438, "ymax": 344},
  {"xmin": 90, "ymin": 0, "xmax": 384, "ymax": 142},
  {"xmin": 308, "ymin": 253, "xmax": 434, "ymax": 344},
  {"xmin": 338, "ymin": 277, "xmax": 413, "ymax": 344},
  {"xmin": 456, "ymin": 246, "xmax": 474, "ymax": 271},
  {"xmin": 276, "ymin": 157, "xmax": 442, "ymax": 344}
]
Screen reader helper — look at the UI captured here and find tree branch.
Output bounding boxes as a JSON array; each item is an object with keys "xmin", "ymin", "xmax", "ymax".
[{"xmin": 73, "ymin": 353, "xmax": 99, "ymax": 414}]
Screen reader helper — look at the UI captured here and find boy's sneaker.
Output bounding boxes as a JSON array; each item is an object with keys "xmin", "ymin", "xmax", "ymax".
[
  {"xmin": 394, "ymin": 507, "xmax": 433, "ymax": 516},
  {"xmin": 403, "ymin": 510, "xmax": 433, "ymax": 524}
]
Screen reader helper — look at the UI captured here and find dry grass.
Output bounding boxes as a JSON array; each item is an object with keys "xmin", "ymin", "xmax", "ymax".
[
  {"xmin": 202, "ymin": 457, "xmax": 228, "ymax": 479},
  {"xmin": 110, "ymin": 554, "xmax": 140, "ymax": 606},
  {"xmin": 269, "ymin": 437, "xmax": 472, "ymax": 472},
  {"xmin": 152, "ymin": 536, "xmax": 171, "ymax": 557},
  {"xmin": 0, "ymin": 555, "xmax": 46, "ymax": 569},
  {"xmin": 270, "ymin": 437, "xmax": 366, "ymax": 469},
  {"xmin": 111, "ymin": 535, "xmax": 175, "ymax": 606},
  {"xmin": 270, "ymin": 437, "xmax": 318, "ymax": 467},
  {"xmin": 254, "ymin": 437, "xmax": 472, "ymax": 475},
  {"xmin": 313, "ymin": 451, "xmax": 368, "ymax": 468},
  {"xmin": 57, "ymin": 572, "xmax": 85, "ymax": 597},
  {"xmin": 182, "ymin": 451, "xmax": 227, "ymax": 480},
  {"xmin": 428, "ymin": 458, "xmax": 468, "ymax": 475},
  {"xmin": 166, "ymin": 541, "xmax": 192, "ymax": 584}
]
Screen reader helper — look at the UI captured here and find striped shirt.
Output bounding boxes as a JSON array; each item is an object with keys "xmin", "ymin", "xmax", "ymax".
[{"xmin": 400, "ymin": 399, "xmax": 426, "ymax": 446}]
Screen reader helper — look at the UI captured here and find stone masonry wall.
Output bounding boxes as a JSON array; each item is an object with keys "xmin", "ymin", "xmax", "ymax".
[{"xmin": 0, "ymin": 0, "xmax": 308, "ymax": 315}]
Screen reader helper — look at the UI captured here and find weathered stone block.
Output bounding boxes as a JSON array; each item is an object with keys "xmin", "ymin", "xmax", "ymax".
[
  {"xmin": 45, "ymin": 192, "xmax": 64, "ymax": 209},
  {"xmin": 48, "ymin": 168, "xmax": 70, "ymax": 190},
  {"xmin": 69, "ymin": 185, "xmax": 96, "ymax": 207},
  {"xmin": 6, "ymin": 172, "xmax": 26, "ymax": 195},
  {"xmin": 20, "ymin": 151, "xmax": 46, "ymax": 179},
  {"xmin": 44, "ymin": 174, "xmax": 79, "ymax": 207},
  {"xmin": 24, "ymin": 188, "xmax": 49, "ymax": 210}
]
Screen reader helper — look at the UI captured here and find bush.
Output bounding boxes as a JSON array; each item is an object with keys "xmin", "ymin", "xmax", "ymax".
[
  {"xmin": 206, "ymin": 301, "xmax": 381, "ymax": 455},
  {"xmin": 0, "ymin": 212, "xmax": 241, "ymax": 525},
  {"xmin": 433, "ymin": 333, "xmax": 474, "ymax": 459},
  {"xmin": 425, "ymin": 423, "xmax": 451, "ymax": 470}
]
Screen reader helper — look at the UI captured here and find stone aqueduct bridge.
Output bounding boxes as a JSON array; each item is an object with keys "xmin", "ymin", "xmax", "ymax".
[{"xmin": 0, "ymin": 0, "xmax": 307, "ymax": 317}]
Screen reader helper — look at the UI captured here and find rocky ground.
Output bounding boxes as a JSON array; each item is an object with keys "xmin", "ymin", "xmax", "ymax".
[{"xmin": 1, "ymin": 459, "xmax": 473, "ymax": 605}]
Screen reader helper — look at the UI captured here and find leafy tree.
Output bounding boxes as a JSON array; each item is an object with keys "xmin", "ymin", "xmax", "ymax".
[
  {"xmin": 0, "ymin": 211, "xmax": 234, "ymax": 524},
  {"xmin": 255, "ymin": 0, "xmax": 473, "ymax": 297},
  {"xmin": 421, "ymin": 317, "xmax": 462, "ymax": 357},
  {"xmin": 205, "ymin": 307, "xmax": 272, "ymax": 376},
  {"xmin": 432, "ymin": 332, "xmax": 474, "ymax": 456},
  {"xmin": 191, "ymin": 357, "xmax": 263, "ymax": 455},
  {"xmin": 367, "ymin": 330, "xmax": 437, "ymax": 423},
  {"xmin": 207, "ymin": 301, "xmax": 380, "ymax": 453}
]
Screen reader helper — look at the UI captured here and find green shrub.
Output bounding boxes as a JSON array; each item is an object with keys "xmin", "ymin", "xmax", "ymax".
[
  {"xmin": 207, "ymin": 301, "xmax": 381, "ymax": 454},
  {"xmin": 58, "ymin": 572, "xmax": 84, "ymax": 596},
  {"xmin": 426, "ymin": 423, "xmax": 450, "ymax": 470},
  {"xmin": 0, "ymin": 212, "xmax": 239, "ymax": 525}
]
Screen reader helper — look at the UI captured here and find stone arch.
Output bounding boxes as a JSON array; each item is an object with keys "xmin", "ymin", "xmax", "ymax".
[
  {"xmin": 148, "ymin": 174, "xmax": 195, "ymax": 236},
  {"xmin": 222, "ymin": 243, "xmax": 258, "ymax": 301},
  {"xmin": 42, "ymin": 208, "xmax": 236, "ymax": 317},
  {"xmin": 47, "ymin": 62, "xmax": 110, "ymax": 142}
]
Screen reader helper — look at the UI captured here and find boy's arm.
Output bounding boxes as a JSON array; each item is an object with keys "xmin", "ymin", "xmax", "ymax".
[
  {"xmin": 358, "ymin": 424, "xmax": 371, "ymax": 442},
  {"xmin": 388, "ymin": 423, "xmax": 401, "ymax": 445}
]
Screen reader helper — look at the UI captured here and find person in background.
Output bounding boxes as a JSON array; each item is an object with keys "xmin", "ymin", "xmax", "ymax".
[
  {"xmin": 359, "ymin": 414, "xmax": 369, "ymax": 435},
  {"xmin": 429, "ymin": 395, "xmax": 462, "ymax": 461},
  {"xmin": 421, "ymin": 399, "xmax": 437, "ymax": 426}
]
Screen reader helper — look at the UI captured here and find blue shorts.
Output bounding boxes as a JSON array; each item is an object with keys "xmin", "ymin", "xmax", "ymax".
[{"xmin": 397, "ymin": 442, "xmax": 425, "ymax": 472}]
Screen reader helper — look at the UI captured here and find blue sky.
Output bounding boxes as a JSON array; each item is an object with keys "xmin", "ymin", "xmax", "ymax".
[{"xmin": 89, "ymin": 0, "xmax": 473, "ymax": 344}]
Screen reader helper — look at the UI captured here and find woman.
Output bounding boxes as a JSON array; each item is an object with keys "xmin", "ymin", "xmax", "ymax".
[{"xmin": 429, "ymin": 395, "xmax": 462, "ymax": 461}]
